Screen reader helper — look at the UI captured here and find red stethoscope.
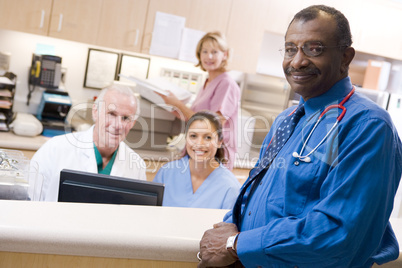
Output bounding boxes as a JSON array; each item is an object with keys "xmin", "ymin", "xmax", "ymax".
[{"xmin": 292, "ymin": 87, "xmax": 355, "ymax": 163}]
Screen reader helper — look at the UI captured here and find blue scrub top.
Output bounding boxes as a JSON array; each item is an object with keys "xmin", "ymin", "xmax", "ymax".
[{"xmin": 153, "ymin": 155, "xmax": 240, "ymax": 209}]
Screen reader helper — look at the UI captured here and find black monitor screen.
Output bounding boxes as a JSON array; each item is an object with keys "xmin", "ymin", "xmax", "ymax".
[{"xmin": 58, "ymin": 169, "xmax": 164, "ymax": 206}]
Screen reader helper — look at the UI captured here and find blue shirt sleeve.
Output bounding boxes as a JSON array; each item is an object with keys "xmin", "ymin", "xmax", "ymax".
[{"xmin": 236, "ymin": 115, "xmax": 402, "ymax": 267}]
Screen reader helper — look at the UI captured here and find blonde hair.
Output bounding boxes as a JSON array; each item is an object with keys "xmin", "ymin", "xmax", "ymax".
[{"xmin": 195, "ymin": 31, "xmax": 230, "ymax": 72}]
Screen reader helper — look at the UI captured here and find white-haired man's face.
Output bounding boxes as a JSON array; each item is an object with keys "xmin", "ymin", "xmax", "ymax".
[{"xmin": 92, "ymin": 90, "xmax": 137, "ymax": 150}]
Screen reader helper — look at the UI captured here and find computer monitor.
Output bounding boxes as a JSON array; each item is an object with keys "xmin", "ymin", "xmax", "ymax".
[{"xmin": 58, "ymin": 169, "xmax": 164, "ymax": 206}]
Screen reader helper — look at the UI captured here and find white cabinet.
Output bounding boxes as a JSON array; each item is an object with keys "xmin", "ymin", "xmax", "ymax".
[
  {"xmin": 352, "ymin": 0, "xmax": 402, "ymax": 60},
  {"xmin": 141, "ymin": 0, "xmax": 232, "ymax": 54}
]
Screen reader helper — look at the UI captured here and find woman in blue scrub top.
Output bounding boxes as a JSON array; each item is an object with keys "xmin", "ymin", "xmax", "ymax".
[{"xmin": 153, "ymin": 111, "xmax": 240, "ymax": 209}]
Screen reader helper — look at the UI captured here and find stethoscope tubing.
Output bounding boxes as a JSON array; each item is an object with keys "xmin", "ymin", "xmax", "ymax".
[{"xmin": 293, "ymin": 87, "xmax": 355, "ymax": 163}]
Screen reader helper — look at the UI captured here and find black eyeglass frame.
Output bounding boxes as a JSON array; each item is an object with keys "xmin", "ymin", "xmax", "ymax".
[{"xmin": 279, "ymin": 41, "xmax": 346, "ymax": 59}]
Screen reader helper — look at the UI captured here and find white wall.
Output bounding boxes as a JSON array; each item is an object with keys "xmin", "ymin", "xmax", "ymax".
[{"xmin": 0, "ymin": 29, "xmax": 205, "ymax": 115}]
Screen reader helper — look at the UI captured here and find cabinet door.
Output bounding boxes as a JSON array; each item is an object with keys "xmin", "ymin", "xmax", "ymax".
[
  {"xmin": 96, "ymin": 0, "xmax": 149, "ymax": 52},
  {"xmin": 263, "ymin": 0, "xmax": 303, "ymax": 35},
  {"xmin": 0, "ymin": 0, "xmax": 52, "ymax": 35},
  {"xmin": 226, "ymin": 0, "xmax": 270, "ymax": 73},
  {"xmin": 48, "ymin": 0, "xmax": 103, "ymax": 44},
  {"xmin": 353, "ymin": 0, "xmax": 402, "ymax": 60},
  {"xmin": 141, "ymin": 0, "xmax": 232, "ymax": 54}
]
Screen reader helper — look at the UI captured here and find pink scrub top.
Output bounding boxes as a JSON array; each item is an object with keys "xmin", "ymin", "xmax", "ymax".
[{"xmin": 191, "ymin": 72, "xmax": 240, "ymax": 170}]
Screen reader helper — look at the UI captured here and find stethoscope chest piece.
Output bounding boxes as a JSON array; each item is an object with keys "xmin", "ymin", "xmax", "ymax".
[{"xmin": 294, "ymin": 160, "xmax": 300, "ymax": 166}]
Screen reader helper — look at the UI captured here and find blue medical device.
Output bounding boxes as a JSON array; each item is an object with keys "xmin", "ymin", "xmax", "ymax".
[{"xmin": 37, "ymin": 90, "xmax": 72, "ymax": 137}]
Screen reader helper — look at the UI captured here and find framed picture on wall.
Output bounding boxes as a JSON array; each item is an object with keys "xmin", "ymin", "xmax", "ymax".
[
  {"xmin": 83, "ymin": 48, "xmax": 120, "ymax": 89},
  {"xmin": 117, "ymin": 54, "xmax": 150, "ymax": 82}
]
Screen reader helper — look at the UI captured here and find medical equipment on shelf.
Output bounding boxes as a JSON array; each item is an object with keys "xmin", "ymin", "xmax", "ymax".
[
  {"xmin": 0, "ymin": 149, "xmax": 42, "ymax": 200},
  {"xmin": 37, "ymin": 90, "xmax": 72, "ymax": 137},
  {"xmin": 292, "ymin": 87, "xmax": 355, "ymax": 163},
  {"xmin": 12, "ymin": 112, "xmax": 43, "ymax": 137},
  {"xmin": 0, "ymin": 149, "xmax": 30, "ymax": 199}
]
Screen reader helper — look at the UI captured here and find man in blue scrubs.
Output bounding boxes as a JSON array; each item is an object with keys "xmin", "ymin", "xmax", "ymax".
[{"xmin": 198, "ymin": 5, "xmax": 402, "ymax": 268}]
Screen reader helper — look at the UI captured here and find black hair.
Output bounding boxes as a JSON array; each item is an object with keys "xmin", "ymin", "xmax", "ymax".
[
  {"xmin": 287, "ymin": 5, "xmax": 352, "ymax": 47},
  {"xmin": 185, "ymin": 110, "xmax": 227, "ymax": 164}
]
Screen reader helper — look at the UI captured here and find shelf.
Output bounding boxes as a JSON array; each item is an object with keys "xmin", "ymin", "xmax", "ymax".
[{"xmin": 0, "ymin": 72, "xmax": 16, "ymax": 132}]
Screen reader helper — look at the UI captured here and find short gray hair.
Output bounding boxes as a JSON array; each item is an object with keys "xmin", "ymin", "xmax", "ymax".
[{"xmin": 94, "ymin": 83, "xmax": 140, "ymax": 120}]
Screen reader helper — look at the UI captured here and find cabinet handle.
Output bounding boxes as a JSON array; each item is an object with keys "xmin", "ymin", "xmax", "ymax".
[
  {"xmin": 57, "ymin": 14, "xmax": 63, "ymax": 32},
  {"xmin": 134, "ymin": 29, "xmax": 139, "ymax": 46},
  {"xmin": 39, "ymin": 10, "xmax": 45, "ymax": 29}
]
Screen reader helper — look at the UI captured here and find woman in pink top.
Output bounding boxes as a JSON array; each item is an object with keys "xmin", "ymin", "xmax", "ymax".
[{"xmin": 160, "ymin": 32, "xmax": 240, "ymax": 170}]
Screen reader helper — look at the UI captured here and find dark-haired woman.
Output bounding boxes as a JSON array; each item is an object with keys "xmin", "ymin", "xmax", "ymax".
[{"xmin": 153, "ymin": 111, "xmax": 240, "ymax": 209}]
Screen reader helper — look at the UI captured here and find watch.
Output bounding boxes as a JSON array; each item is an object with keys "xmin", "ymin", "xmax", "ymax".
[{"xmin": 226, "ymin": 232, "xmax": 239, "ymax": 257}]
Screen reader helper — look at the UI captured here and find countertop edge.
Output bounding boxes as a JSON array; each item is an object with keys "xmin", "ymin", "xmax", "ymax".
[
  {"xmin": 0, "ymin": 200, "xmax": 228, "ymax": 262},
  {"xmin": 0, "ymin": 201, "xmax": 402, "ymax": 265}
]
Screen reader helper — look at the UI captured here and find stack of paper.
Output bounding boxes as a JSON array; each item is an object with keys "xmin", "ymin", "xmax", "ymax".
[
  {"xmin": 0, "ymin": 99, "xmax": 11, "ymax": 109},
  {"xmin": 0, "ymin": 76, "xmax": 14, "ymax": 85},
  {"xmin": 119, "ymin": 75, "xmax": 192, "ymax": 112},
  {"xmin": 0, "ymin": 89, "xmax": 12, "ymax": 98}
]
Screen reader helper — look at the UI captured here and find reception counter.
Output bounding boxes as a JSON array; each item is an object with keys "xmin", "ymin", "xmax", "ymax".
[
  {"xmin": 1, "ymin": 200, "xmax": 402, "ymax": 267},
  {"xmin": 0, "ymin": 200, "xmax": 227, "ymax": 267},
  {"xmin": 1, "ymin": 132, "xmax": 402, "ymax": 267}
]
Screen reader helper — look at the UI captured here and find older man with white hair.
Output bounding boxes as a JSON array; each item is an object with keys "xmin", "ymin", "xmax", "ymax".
[{"xmin": 31, "ymin": 84, "xmax": 146, "ymax": 201}]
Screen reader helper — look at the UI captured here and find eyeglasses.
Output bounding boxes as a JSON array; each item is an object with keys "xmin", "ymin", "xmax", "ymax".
[{"xmin": 279, "ymin": 41, "xmax": 344, "ymax": 59}]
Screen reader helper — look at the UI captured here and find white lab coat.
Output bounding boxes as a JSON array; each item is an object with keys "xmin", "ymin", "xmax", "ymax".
[{"xmin": 31, "ymin": 126, "xmax": 147, "ymax": 201}]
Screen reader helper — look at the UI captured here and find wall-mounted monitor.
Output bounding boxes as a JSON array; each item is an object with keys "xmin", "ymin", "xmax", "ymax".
[{"xmin": 58, "ymin": 169, "xmax": 164, "ymax": 206}]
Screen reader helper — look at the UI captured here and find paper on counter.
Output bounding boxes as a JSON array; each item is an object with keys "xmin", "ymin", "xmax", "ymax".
[
  {"xmin": 0, "ymin": 76, "xmax": 14, "ymax": 85},
  {"xmin": 0, "ymin": 122, "xmax": 7, "ymax": 131},
  {"xmin": 0, "ymin": 89, "xmax": 12, "ymax": 97},
  {"xmin": 0, "ymin": 99, "xmax": 12, "ymax": 109},
  {"xmin": 120, "ymin": 74, "xmax": 168, "ymax": 96},
  {"xmin": 119, "ymin": 74, "xmax": 193, "ymax": 112}
]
